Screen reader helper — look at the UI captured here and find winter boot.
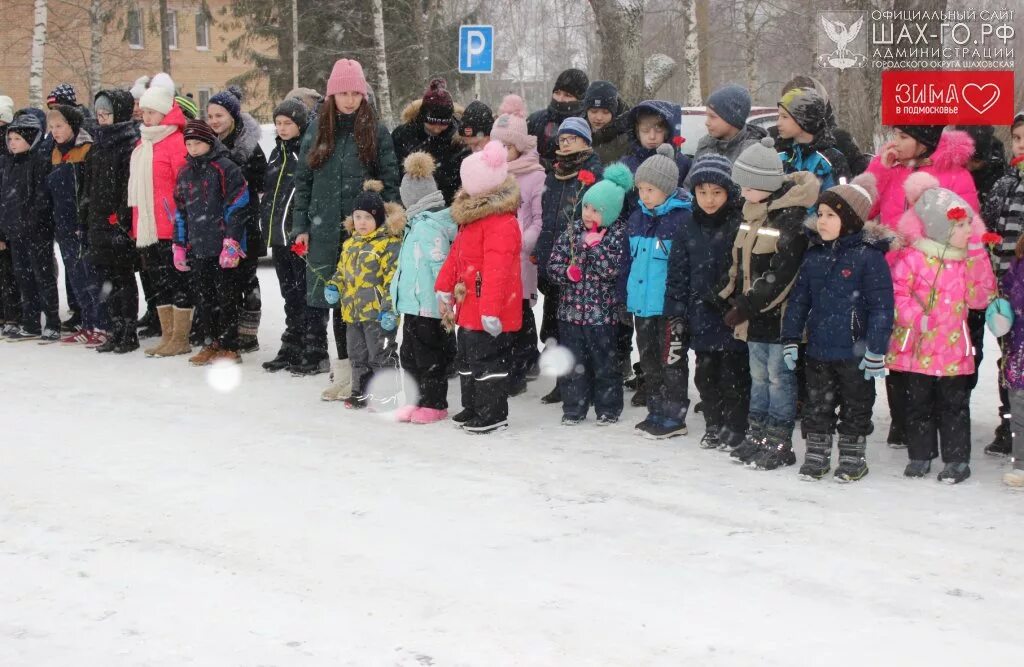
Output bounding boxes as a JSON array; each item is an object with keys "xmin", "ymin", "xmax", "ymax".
[
  {"xmin": 452, "ymin": 408, "xmax": 476, "ymax": 427},
  {"xmin": 410, "ymin": 407, "xmax": 448, "ymax": 424},
  {"xmin": 321, "ymin": 361, "xmax": 352, "ymax": 401},
  {"xmin": 189, "ymin": 343, "xmax": 221, "ymax": 366},
  {"xmin": 904, "ymin": 459, "xmax": 932, "ymax": 478},
  {"xmin": 624, "ymin": 362, "xmax": 644, "ymax": 390},
  {"xmin": 144, "ymin": 305, "xmax": 174, "ymax": 357},
  {"xmin": 799, "ymin": 432, "xmax": 833, "ymax": 480},
  {"xmin": 751, "ymin": 425, "xmax": 797, "ymax": 470},
  {"xmin": 887, "ymin": 422, "xmax": 907, "ymax": 449},
  {"xmin": 155, "ymin": 307, "xmax": 193, "ymax": 356},
  {"xmin": 630, "ymin": 385, "xmax": 648, "ymax": 408},
  {"xmin": 115, "ymin": 322, "xmax": 140, "ymax": 354},
  {"xmin": 213, "ymin": 348, "xmax": 242, "ymax": 364},
  {"xmin": 263, "ymin": 344, "xmax": 300, "ymax": 373},
  {"xmin": 699, "ymin": 424, "xmax": 722, "ymax": 449},
  {"xmin": 137, "ymin": 308, "xmax": 161, "ymax": 338},
  {"xmin": 1003, "ymin": 469, "xmax": 1024, "ymax": 487},
  {"xmin": 394, "ymin": 404, "xmax": 418, "ymax": 422},
  {"xmin": 561, "ymin": 414, "xmax": 585, "ymax": 426},
  {"xmin": 984, "ymin": 421, "xmax": 1012, "ymax": 456},
  {"xmin": 237, "ymin": 308, "xmax": 260, "ymax": 353},
  {"xmin": 541, "ymin": 385, "xmax": 562, "ymax": 404},
  {"xmin": 834, "ymin": 434, "xmax": 869, "ymax": 482},
  {"xmin": 730, "ymin": 421, "xmax": 766, "ymax": 463},
  {"xmin": 937, "ymin": 462, "xmax": 971, "ymax": 485},
  {"xmin": 717, "ymin": 426, "xmax": 746, "ymax": 452},
  {"xmin": 644, "ymin": 401, "xmax": 688, "ymax": 440},
  {"xmin": 96, "ymin": 319, "xmax": 122, "ymax": 353},
  {"xmin": 462, "ymin": 416, "xmax": 509, "ymax": 434},
  {"xmin": 290, "ymin": 351, "xmax": 330, "ymax": 377}
]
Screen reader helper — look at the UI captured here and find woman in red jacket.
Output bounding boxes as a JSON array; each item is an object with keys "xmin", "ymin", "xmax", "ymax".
[
  {"xmin": 435, "ymin": 140, "xmax": 523, "ymax": 434},
  {"xmin": 127, "ymin": 82, "xmax": 190, "ymax": 358}
]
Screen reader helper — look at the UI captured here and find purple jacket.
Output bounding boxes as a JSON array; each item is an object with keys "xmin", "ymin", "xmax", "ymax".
[{"xmin": 1002, "ymin": 258, "xmax": 1024, "ymax": 389}]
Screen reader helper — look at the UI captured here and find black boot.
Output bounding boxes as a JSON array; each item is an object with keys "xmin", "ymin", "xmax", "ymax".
[
  {"xmin": 137, "ymin": 308, "xmax": 161, "ymax": 338},
  {"xmin": 730, "ymin": 420, "xmax": 766, "ymax": 463},
  {"xmin": 452, "ymin": 408, "xmax": 476, "ymax": 427},
  {"xmin": 984, "ymin": 421, "xmax": 1012, "ymax": 456},
  {"xmin": 834, "ymin": 434, "xmax": 868, "ymax": 482},
  {"xmin": 699, "ymin": 424, "xmax": 722, "ymax": 449},
  {"xmin": 751, "ymin": 425, "xmax": 797, "ymax": 470},
  {"xmin": 289, "ymin": 349, "xmax": 330, "ymax": 376},
  {"xmin": 541, "ymin": 385, "xmax": 562, "ymax": 404},
  {"xmin": 799, "ymin": 432, "xmax": 832, "ymax": 480},
  {"xmin": 717, "ymin": 426, "xmax": 746, "ymax": 452},
  {"xmin": 630, "ymin": 385, "xmax": 648, "ymax": 408},
  {"xmin": 96, "ymin": 318, "xmax": 122, "ymax": 353},
  {"xmin": 114, "ymin": 322, "xmax": 140, "ymax": 354},
  {"xmin": 263, "ymin": 344, "xmax": 300, "ymax": 373}
]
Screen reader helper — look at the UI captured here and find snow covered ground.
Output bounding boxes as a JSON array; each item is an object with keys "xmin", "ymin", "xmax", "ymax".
[{"xmin": 3, "ymin": 264, "xmax": 1024, "ymax": 666}]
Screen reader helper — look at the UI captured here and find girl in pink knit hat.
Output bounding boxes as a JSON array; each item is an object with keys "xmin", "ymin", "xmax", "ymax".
[{"xmin": 290, "ymin": 58, "xmax": 400, "ymax": 402}]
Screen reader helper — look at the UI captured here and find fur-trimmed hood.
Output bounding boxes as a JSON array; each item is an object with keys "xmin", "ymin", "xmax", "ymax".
[
  {"xmin": 450, "ymin": 176, "xmax": 521, "ymax": 226},
  {"xmin": 400, "ymin": 99, "xmax": 466, "ymax": 125},
  {"xmin": 342, "ymin": 201, "xmax": 406, "ymax": 237},
  {"xmin": 223, "ymin": 111, "xmax": 261, "ymax": 166}
]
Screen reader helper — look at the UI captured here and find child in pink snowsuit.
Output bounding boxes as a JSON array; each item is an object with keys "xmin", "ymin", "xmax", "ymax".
[{"xmin": 887, "ymin": 172, "xmax": 995, "ymax": 484}]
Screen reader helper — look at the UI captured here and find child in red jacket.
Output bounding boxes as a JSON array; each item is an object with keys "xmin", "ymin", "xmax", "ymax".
[{"xmin": 435, "ymin": 141, "xmax": 523, "ymax": 434}]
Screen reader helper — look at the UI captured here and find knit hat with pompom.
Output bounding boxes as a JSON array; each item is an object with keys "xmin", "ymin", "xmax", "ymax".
[
  {"xmin": 582, "ymin": 163, "xmax": 635, "ymax": 227},
  {"xmin": 209, "ymin": 86, "xmax": 244, "ymax": 125},
  {"xmin": 420, "ymin": 78, "xmax": 454, "ymax": 125},
  {"xmin": 400, "ymin": 152, "xmax": 439, "ymax": 208},
  {"xmin": 460, "ymin": 140, "xmax": 509, "ymax": 196},
  {"xmin": 489, "ymin": 94, "xmax": 535, "ymax": 153},
  {"xmin": 352, "ymin": 179, "xmax": 387, "ymax": 228}
]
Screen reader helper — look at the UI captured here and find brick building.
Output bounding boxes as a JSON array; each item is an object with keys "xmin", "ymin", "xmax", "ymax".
[{"xmin": 0, "ymin": 0, "xmax": 270, "ymax": 117}]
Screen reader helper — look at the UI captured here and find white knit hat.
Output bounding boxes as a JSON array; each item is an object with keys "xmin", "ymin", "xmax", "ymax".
[
  {"xmin": 130, "ymin": 75, "xmax": 150, "ymax": 100},
  {"xmin": 0, "ymin": 95, "xmax": 14, "ymax": 124},
  {"xmin": 139, "ymin": 85, "xmax": 174, "ymax": 115},
  {"xmin": 150, "ymin": 72, "xmax": 176, "ymax": 96}
]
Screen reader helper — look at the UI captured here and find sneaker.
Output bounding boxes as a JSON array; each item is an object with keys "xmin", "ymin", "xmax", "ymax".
[
  {"xmin": 699, "ymin": 427, "xmax": 722, "ymax": 450},
  {"xmin": 289, "ymin": 356, "xmax": 331, "ymax": 377},
  {"xmin": 561, "ymin": 415, "xmax": 585, "ymax": 426},
  {"xmin": 394, "ymin": 404, "xmax": 417, "ymax": 423},
  {"xmin": 937, "ymin": 462, "xmax": 971, "ymax": 485},
  {"xmin": 61, "ymin": 315, "xmax": 82, "ymax": 332},
  {"xmin": 596, "ymin": 414, "xmax": 619, "ymax": 426},
  {"xmin": 730, "ymin": 424, "xmax": 766, "ymax": 464},
  {"xmin": 1003, "ymin": 469, "xmax": 1024, "ymax": 487},
  {"xmin": 1, "ymin": 323, "xmax": 19, "ymax": 337},
  {"xmin": 410, "ymin": 407, "xmax": 448, "ymax": 424},
  {"xmin": 61, "ymin": 329, "xmax": 90, "ymax": 344},
  {"xmin": 904, "ymin": 459, "xmax": 932, "ymax": 478},
  {"xmin": 38, "ymin": 328, "xmax": 60, "ymax": 344},
  {"xmin": 462, "ymin": 417, "xmax": 509, "ymax": 434},
  {"xmin": 452, "ymin": 408, "xmax": 476, "ymax": 427},
  {"xmin": 7, "ymin": 327, "xmax": 41, "ymax": 342},
  {"xmin": 85, "ymin": 330, "xmax": 109, "ymax": 348},
  {"xmin": 985, "ymin": 422, "xmax": 1012, "ymax": 456},
  {"xmin": 644, "ymin": 419, "xmax": 687, "ymax": 440},
  {"xmin": 541, "ymin": 386, "xmax": 562, "ymax": 404}
]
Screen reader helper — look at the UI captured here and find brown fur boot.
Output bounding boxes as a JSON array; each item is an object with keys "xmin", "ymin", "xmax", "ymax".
[
  {"xmin": 144, "ymin": 305, "xmax": 174, "ymax": 357},
  {"xmin": 155, "ymin": 307, "xmax": 193, "ymax": 357}
]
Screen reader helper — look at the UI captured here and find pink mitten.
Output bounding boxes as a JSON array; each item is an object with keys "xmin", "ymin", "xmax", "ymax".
[
  {"xmin": 172, "ymin": 244, "xmax": 190, "ymax": 272},
  {"xmin": 584, "ymin": 228, "xmax": 607, "ymax": 248},
  {"xmin": 219, "ymin": 238, "xmax": 246, "ymax": 269}
]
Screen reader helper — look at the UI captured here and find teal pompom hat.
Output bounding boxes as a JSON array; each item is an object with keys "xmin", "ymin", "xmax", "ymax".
[{"xmin": 581, "ymin": 163, "xmax": 635, "ymax": 227}]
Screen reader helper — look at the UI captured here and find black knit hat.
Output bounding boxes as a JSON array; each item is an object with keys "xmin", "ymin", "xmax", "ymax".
[
  {"xmin": 420, "ymin": 78, "xmax": 454, "ymax": 125},
  {"xmin": 50, "ymin": 104, "xmax": 84, "ymax": 139},
  {"xmin": 184, "ymin": 119, "xmax": 217, "ymax": 146},
  {"xmin": 460, "ymin": 101, "xmax": 494, "ymax": 138},
  {"xmin": 583, "ymin": 80, "xmax": 618, "ymax": 112},
  {"xmin": 274, "ymin": 98, "xmax": 309, "ymax": 130},
  {"xmin": 352, "ymin": 181, "xmax": 386, "ymax": 228},
  {"xmin": 895, "ymin": 124, "xmax": 945, "ymax": 153},
  {"xmin": 553, "ymin": 68, "xmax": 589, "ymax": 100}
]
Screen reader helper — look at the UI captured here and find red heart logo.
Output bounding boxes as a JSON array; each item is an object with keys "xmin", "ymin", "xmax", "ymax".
[
  {"xmin": 962, "ymin": 83, "xmax": 1000, "ymax": 115},
  {"xmin": 841, "ymin": 269, "xmax": 852, "ymax": 278}
]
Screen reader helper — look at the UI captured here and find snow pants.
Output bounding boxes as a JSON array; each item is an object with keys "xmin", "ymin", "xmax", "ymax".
[
  {"xmin": 10, "ymin": 235, "xmax": 59, "ymax": 333},
  {"xmin": 559, "ymin": 321, "xmax": 623, "ymax": 420},
  {"xmin": 905, "ymin": 374, "xmax": 971, "ymax": 463},
  {"xmin": 509, "ymin": 299, "xmax": 539, "ymax": 386},
  {"xmin": 191, "ymin": 257, "xmax": 241, "ymax": 351},
  {"xmin": 457, "ymin": 328, "xmax": 513, "ymax": 423},
  {"xmin": 803, "ymin": 357, "xmax": 875, "ymax": 437},
  {"xmin": 272, "ymin": 247, "xmax": 307, "ymax": 349},
  {"xmin": 347, "ymin": 319, "xmax": 398, "ymax": 399},
  {"xmin": 1009, "ymin": 388, "xmax": 1024, "ymax": 471},
  {"xmin": 695, "ymin": 348, "xmax": 750, "ymax": 433},
  {"xmin": 0, "ymin": 244, "xmax": 21, "ymax": 323},
  {"xmin": 400, "ymin": 314, "xmax": 450, "ymax": 410}
]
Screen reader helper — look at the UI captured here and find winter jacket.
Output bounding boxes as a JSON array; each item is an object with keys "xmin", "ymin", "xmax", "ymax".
[
  {"xmin": 999, "ymin": 257, "xmax": 1024, "ymax": 389},
  {"xmin": 623, "ymin": 189, "xmax": 693, "ymax": 318},
  {"xmin": 528, "ymin": 100, "xmax": 585, "ymax": 172},
  {"xmin": 328, "ymin": 203, "xmax": 405, "ymax": 323},
  {"xmin": 130, "ymin": 103, "xmax": 188, "ymax": 241},
  {"xmin": 867, "ymin": 130, "xmax": 979, "ymax": 234},
  {"xmin": 82, "ymin": 91, "xmax": 139, "ymax": 268},
  {"xmin": 392, "ymin": 101, "xmax": 469, "ymax": 204},
  {"xmin": 887, "ymin": 218, "xmax": 995, "ymax": 377},
  {"xmin": 46, "ymin": 129, "xmax": 93, "ymax": 243},
  {"xmin": 769, "ymin": 124, "xmax": 870, "ymax": 177},
  {"xmin": 260, "ymin": 135, "xmax": 302, "ymax": 248},
  {"xmin": 591, "ymin": 98, "xmax": 632, "ymax": 165},
  {"xmin": 718, "ymin": 171, "xmax": 819, "ymax": 343},
  {"xmin": 509, "ymin": 155, "xmax": 546, "ymax": 302},
  {"xmin": 172, "ymin": 142, "xmax": 250, "ymax": 259},
  {"xmin": 690, "ymin": 123, "xmax": 768, "ymax": 167},
  {"xmin": 621, "ymin": 100, "xmax": 693, "ymax": 185},
  {"xmin": 664, "ymin": 198, "xmax": 746, "ymax": 352},
  {"xmin": 0, "ymin": 121, "xmax": 52, "ymax": 241},
  {"xmin": 777, "ymin": 133, "xmax": 851, "ymax": 192},
  {"xmin": 546, "ymin": 217, "xmax": 626, "ymax": 326},
  {"xmin": 435, "ymin": 176, "xmax": 523, "ymax": 332},
  {"xmin": 981, "ymin": 167, "xmax": 1024, "ymax": 278},
  {"xmin": 220, "ymin": 112, "xmax": 267, "ymax": 257},
  {"xmin": 781, "ymin": 222, "xmax": 895, "ymax": 361},
  {"xmin": 391, "ymin": 207, "xmax": 457, "ymax": 318},
  {"xmin": 292, "ymin": 113, "xmax": 400, "ymax": 308},
  {"xmin": 537, "ymin": 151, "xmax": 603, "ymax": 276}
]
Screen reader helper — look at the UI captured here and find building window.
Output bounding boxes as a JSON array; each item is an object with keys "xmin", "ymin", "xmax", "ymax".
[
  {"xmin": 127, "ymin": 8, "xmax": 143, "ymax": 49},
  {"xmin": 197, "ymin": 88, "xmax": 212, "ymax": 117},
  {"xmin": 195, "ymin": 12, "xmax": 210, "ymax": 50},
  {"xmin": 167, "ymin": 10, "xmax": 178, "ymax": 50}
]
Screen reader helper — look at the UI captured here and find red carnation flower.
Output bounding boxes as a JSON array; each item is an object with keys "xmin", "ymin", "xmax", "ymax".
[
  {"xmin": 1012, "ymin": 155, "xmax": 1024, "ymax": 167},
  {"xmin": 672, "ymin": 136, "xmax": 685, "ymax": 148},
  {"xmin": 578, "ymin": 169, "xmax": 596, "ymax": 186},
  {"xmin": 290, "ymin": 240, "xmax": 309, "ymax": 257},
  {"xmin": 981, "ymin": 231, "xmax": 1003, "ymax": 246},
  {"xmin": 946, "ymin": 206, "xmax": 968, "ymax": 222}
]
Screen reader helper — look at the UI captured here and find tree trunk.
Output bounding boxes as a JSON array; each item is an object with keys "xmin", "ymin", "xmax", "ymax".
[
  {"xmin": 370, "ymin": 0, "xmax": 394, "ymax": 128},
  {"xmin": 743, "ymin": 0, "xmax": 757, "ymax": 94},
  {"xmin": 682, "ymin": 0, "xmax": 700, "ymax": 106},
  {"xmin": 87, "ymin": 0, "xmax": 103, "ymax": 101},
  {"xmin": 29, "ymin": 0, "xmax": 47, "ymax": 108},
  {"xmin": 159, "ymin": 0, "xmax": 171, "ymax": 74},
  {"xmin": 696, "ymin": 0, "xmax": 710, "ymax": 99},
  {"xmin": 587, "ymin": 0, "xmax": 645, "ymax": 103},
  {"xmin": 409, "ymin": 0, "xmax": 430, "ymax": 87},
  {"xmin": 291, "ymin": 0, "xmax": 299, "ymax": 90}
]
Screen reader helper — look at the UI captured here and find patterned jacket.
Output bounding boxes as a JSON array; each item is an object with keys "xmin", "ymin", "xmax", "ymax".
[
  {"xmin": 547, "ymin": 217, "xmax": 626, "ymax": 326},
  {"xmin": 329, "ymin": 203, "xmax": 406, "ymax": 324}
]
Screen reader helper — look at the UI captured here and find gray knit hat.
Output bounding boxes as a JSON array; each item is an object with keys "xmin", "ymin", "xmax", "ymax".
[
  {"xmin": 732, "ymin": 136, "xmax": 785, "ymax": 192},
  {"xmin": 400, "ymin": 152, "xmax": 440, "ymax": 209},
  {"xmin": 913, "ymin": 186, "xmax": 975, "ymax": 243},
  {"xmin": 707, "ymin": 84, "xmax": 751, "ymax": 131},
  {"xmin": 635, "ymin": 144, "xmax": 679, "ymax": 197}
]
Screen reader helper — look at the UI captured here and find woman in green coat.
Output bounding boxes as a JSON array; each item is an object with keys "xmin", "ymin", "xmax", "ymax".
[{"xmin": 290, "ymin": 58, "xmax": 400, "ymax": 390}]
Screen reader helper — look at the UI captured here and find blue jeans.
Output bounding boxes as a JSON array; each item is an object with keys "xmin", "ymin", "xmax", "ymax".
[
  {"xmin": 748, "ymin": 342, "xmax": 797, "ymax": 431},
  {"xmin": 57, "ymin": 233, "xmax": 109, "ymax": 331}
]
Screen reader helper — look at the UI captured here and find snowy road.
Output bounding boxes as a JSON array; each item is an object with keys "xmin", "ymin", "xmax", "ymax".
[{"xmin": 3, "ymin": 266, "xmax": 1023, "ymax": 665}]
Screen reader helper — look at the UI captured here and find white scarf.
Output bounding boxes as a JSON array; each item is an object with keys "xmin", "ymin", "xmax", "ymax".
[{"xmin": 127, "ymin": 124, "xmax": 177, "ymax": 247}]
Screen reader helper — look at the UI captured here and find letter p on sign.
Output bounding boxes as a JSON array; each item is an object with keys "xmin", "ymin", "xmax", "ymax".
[{"xmin": 459, "ymin": 25, "xmax": 494, "ymax": 74}]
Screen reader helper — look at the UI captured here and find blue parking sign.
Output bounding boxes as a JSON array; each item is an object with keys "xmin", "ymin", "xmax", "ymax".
[{"xmin": 459, "ymin": 25, "xmax": 493, "ymax": 74}]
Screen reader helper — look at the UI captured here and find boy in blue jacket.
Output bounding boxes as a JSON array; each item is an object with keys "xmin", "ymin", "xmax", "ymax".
[
  {"xmin": 624, "ymin": 144, "xmax": 693, "ymax": 438},
  {"xmin": 781, "ymin": 174, "xmax": 893, "ymax": 482}
]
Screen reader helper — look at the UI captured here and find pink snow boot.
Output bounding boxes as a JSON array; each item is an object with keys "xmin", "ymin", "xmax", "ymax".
[
  {"xmin": 410, "ymin": 407, "xmax": 448, "ymax": 424},
  {"xmin": 394, "ymin": 404, "xmax": 417, "ymax": 423}
]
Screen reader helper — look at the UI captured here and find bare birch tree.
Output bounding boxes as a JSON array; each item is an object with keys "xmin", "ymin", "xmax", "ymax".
[{"xmin": 29, "ymin": 0, "xmax": 48, "ymax": 107}]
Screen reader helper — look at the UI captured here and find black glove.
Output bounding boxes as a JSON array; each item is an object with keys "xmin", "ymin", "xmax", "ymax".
[{"xmin": 723, "ymin": 297, "xmax": 751, "ymax": 328}]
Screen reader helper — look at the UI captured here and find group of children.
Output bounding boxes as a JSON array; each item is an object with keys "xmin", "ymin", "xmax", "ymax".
[{"xmin": 2, "ymin": 61, "xmax": 1024, "ymax": 487}]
